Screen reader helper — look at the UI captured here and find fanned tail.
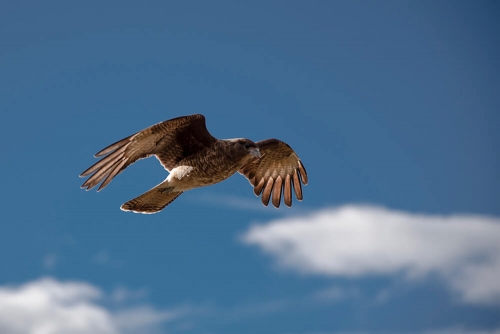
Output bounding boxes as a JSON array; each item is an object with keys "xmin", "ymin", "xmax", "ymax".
[{"xmin": 120, "ymin": 182, "xmax": 183, "ymax": 214}]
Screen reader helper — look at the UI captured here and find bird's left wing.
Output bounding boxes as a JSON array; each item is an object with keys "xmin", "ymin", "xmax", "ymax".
[{"xmin": 239, "ymin": 139, "xmax": 308, "ymax": 208}]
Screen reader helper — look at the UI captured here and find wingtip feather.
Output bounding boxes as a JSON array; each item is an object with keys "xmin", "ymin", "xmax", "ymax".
[
  {"xmin": 254, "ymin": 178, "xmax": 265, "ymax": 196},
  {"xmin": 272, "ymin": 176, "xmax": 283, "ymax": 208},
  {"xmin": 261, "ymin": 177, "xmax": 274, "ymax": 206},
  {"xmin": 97, "ymin": 158, "xmax": 128, "ymax": 191},
  {"xmin": 292, "ymin": 172, "xmax": 303, "ymax": 201},
  {"xmin": 298, "ymin": 160, "xmax": 308, "ymax": 185},
  {"xmin": 94, "ymin": 135, "xmax": 133, "ymax": 157},
  {"xmin": 284, "ymin": 174, "xmax": 292, "ymax": 207}
]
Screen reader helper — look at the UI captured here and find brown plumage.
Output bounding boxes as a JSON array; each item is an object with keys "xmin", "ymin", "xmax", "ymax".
[{"xmin": 80, "ymin": 114, "xmax": 308, "ymax": 214}]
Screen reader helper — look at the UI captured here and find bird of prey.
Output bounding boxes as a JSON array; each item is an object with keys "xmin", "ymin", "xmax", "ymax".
[{"xmin": 80, "ymin": 114, "xmax": 308, "ymax": 214}]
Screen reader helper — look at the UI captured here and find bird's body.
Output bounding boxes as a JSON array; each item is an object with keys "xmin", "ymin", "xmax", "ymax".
[
  {"xmin": 167, "ymin": 139, "xmax": 260, "ymax": 189},
  {"xmin": 80, "ymin": 114, "xmax": 307, "ymax": 214}
]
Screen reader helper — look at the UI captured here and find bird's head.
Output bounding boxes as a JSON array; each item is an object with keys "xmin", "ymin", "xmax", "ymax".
[{"xmin": 226, "ymin": 138, "xmax": 261, "ymax": 163}]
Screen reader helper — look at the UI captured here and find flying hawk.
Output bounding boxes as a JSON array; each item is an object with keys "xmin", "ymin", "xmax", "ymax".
[{"xmin": 80, "ymin": 114, "xmax": 308, "ymax": 214}]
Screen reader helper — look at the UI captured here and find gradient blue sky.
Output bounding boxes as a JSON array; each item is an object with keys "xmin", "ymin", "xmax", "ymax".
[{"xmin": 0, "ymin": 1, "xmax": 499, "ymax": 333}]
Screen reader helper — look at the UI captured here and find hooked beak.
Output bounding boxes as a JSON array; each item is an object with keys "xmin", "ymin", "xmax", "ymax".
[{"xmin": 250, "ymin": 147, "xmax": 261, "ymax": 158}]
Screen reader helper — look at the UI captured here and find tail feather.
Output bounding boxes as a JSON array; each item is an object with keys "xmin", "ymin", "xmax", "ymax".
[{"xmin": 121, "ymin": 183, "xmax": 182, "ymax": 214}]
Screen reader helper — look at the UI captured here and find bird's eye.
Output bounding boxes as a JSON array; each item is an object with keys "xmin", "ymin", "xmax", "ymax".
[{"xmin": 244, "ymin": 143, "xmax": 250, "ymax": 149}]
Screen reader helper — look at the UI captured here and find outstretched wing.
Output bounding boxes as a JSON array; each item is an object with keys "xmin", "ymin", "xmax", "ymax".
[
  {"xmin": 80, "ymin": 114, "xmax": 216, "ymax": 191},
  {"xmin": 239, "ymin": 139, "xmax": 308, "ymax": 208}
]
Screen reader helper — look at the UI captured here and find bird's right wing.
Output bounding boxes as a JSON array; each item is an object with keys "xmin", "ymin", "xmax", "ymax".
[
  {"xmin": 80, "ymin": 114, "xmax": 216, "ymax": 191},
  {"xmin": 239, "ymin": 139, "xmax": 308, "ymax": 208}
]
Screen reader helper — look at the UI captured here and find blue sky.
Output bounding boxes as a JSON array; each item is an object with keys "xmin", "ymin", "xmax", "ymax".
[{"xmin": 0, "ymin": 1, "xmax": 499, "ymax": 333}]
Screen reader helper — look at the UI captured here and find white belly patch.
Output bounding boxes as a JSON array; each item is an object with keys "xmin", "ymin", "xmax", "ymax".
[{"xmin": 166, "ymin": 166, "xmax": 194, "ymax": 182}]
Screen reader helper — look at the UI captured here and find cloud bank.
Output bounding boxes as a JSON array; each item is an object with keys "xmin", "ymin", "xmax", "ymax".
[
  {"xmin": 0, "ymin": 278, "xmax": 185, "ymax": 334},
  {"xmin": 242, "ymin": 205, "xmax": 500, "ymax": 305}
]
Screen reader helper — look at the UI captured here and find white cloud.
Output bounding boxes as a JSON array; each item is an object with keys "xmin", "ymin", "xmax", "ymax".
[
  {"xmin": 0, "ymin": 278, "xmax": 186, "ymax": 334},
  {"xmin": 241, "ymin": 205, "xmax": 500, "ymax": 305}
]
